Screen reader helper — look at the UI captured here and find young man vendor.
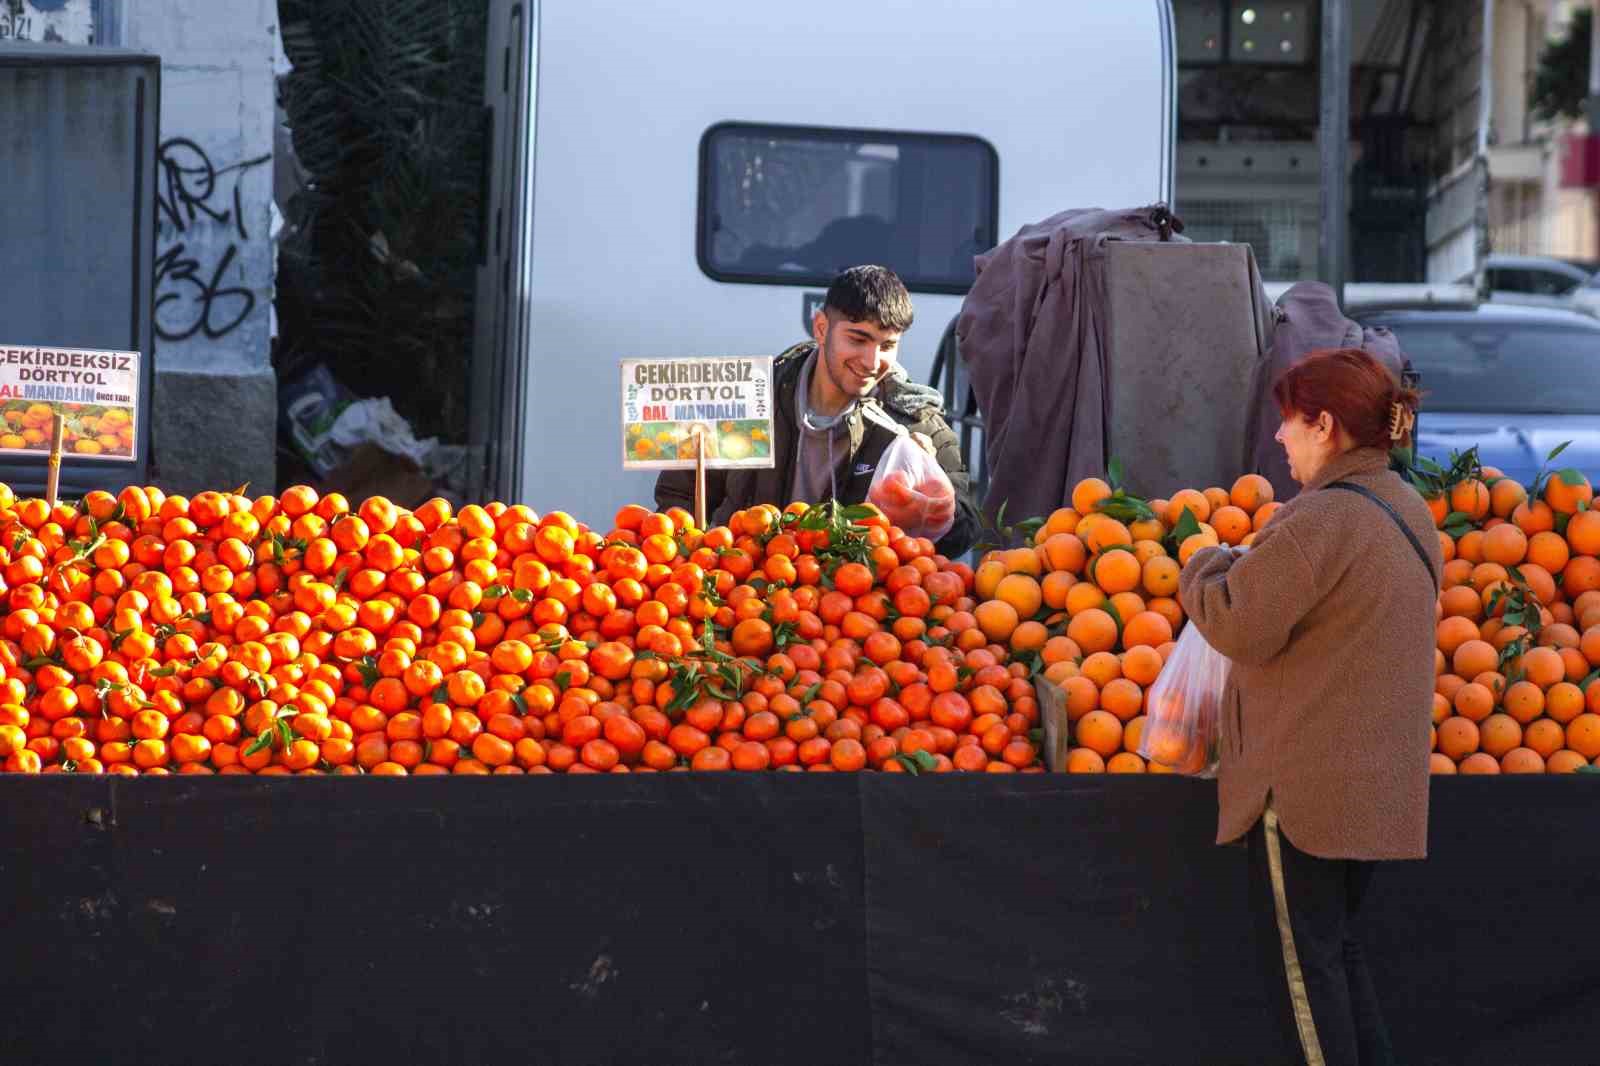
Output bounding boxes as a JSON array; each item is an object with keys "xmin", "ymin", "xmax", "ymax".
[{"xmin": 655, "ymin": 265, "xmax": 980, "ymax": 557}]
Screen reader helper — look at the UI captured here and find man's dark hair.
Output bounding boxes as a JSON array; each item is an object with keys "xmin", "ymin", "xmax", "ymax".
[{"xmin": 824, "ymin": 265, "xmax": 914, "ymax": 333}]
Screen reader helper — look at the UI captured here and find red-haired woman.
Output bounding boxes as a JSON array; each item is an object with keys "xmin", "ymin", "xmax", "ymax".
[{"xmin": 1179, "ymin": 347, "xmax": 1441, "ymax": 1066}]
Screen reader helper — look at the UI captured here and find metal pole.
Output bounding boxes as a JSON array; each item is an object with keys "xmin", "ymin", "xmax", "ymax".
[
  {"xmin": 1478, "ymin": 0, "xmax": 1496, "ymax": 157},
  {"xmin": 1590, "ymin": 1, "xmax": 1600, "ymax": 98},
  {"xmin": 1478, "ymin": 0, "xmax": 1495, "ymax": 277},
  {"xmin": 1588, "ymin": 2, "xmax": 1600, "ymax": 260},
  {"xmin": 1320, "ymin": 0, "xmax": 1351, "ymax": 306}
]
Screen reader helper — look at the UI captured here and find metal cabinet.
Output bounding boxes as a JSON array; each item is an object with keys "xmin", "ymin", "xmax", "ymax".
[{"xmin": 0, "ymin": 43, "xmax": 158, "ymax": 497}]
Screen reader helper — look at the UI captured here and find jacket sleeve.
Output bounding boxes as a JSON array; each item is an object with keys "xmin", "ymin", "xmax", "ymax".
[
  {"xmin": 1177, "ymin": 524, "xmax": 1323, "ymax": 667},
  {"xmin": 653, "ymin": 468, "xmax": 729, "ymax": 521},
  {"xmin": 912, "ymin": 408, "xmax": 981, "ymax": 558}
]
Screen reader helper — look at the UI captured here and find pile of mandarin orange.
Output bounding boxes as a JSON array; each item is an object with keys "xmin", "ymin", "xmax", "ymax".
[
  {"xmin": 975, "ymin": 467, "xmax": 1600, "ymax": 775},
  {"xmin": 0, "ymin": 485, "xmax": 1041, "ymax": 776},
  {"xmin": 6, "ymin": 459, "xmax": 1594, "ymax": 780}
]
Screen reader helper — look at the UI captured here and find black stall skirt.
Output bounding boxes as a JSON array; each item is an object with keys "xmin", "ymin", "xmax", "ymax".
[{"xmin": 1, "ymin": 775, "xmax": 1595, "ymax": 1065}]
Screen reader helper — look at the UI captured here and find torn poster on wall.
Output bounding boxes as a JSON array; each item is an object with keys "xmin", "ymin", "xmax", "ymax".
[{"xmin": 0, "ymin": 0, "xmax": 94, "ymax": 44}]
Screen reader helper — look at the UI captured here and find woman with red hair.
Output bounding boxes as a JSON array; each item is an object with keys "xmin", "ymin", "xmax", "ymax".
[{"xmin": 1179, "ymin": 347, "xmax": 1440, "ymax": 1066}]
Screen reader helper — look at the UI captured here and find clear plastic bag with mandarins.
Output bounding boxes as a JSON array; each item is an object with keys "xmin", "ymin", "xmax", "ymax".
[
  {"xmin": 1137, "ymin": 622, "xmax": 1225, "ymax": 777},
  {"xmin": 866, "ymin": 432, "xmax": 956, "ymax": 541}
]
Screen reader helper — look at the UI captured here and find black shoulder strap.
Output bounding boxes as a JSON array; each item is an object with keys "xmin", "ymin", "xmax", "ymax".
[{"xmin": 1323, "ymin": 480, "xmax": 1438, "ymax": 591}]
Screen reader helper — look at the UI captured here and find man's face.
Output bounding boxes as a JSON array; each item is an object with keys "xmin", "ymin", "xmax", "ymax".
[{"xmin": 813, "ymin": 310, "xmax": 902, "ymax": 398}]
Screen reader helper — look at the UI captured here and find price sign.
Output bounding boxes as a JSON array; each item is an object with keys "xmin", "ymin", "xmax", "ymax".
[
  {"xmin": 621, "ymin": 356, "xmax": 775, "ymax": 470},
  {"xmin": 0, "ymin": 344, "xmax": 140, "ymax": 462}
]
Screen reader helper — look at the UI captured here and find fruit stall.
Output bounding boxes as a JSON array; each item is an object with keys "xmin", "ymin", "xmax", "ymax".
[{"xmin": 0, "ymin": 457, "xmax": 1597, "ymax": 1063}]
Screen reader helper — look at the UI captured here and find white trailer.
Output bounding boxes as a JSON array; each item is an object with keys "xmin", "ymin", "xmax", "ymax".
[{"xmin": 473, "ymin": 0, "xmax": 1178, "ymax": 526}]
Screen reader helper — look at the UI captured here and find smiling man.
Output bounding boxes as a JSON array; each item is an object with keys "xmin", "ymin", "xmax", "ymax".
[{"xmin": 655, "ymin": 265, "xmax": 980, "ymax": 556}]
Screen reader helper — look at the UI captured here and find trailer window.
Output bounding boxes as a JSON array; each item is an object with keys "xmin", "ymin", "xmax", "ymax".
[{"xmin": 698, "ymin": 122, "xmax": 998, "ymax": 294}]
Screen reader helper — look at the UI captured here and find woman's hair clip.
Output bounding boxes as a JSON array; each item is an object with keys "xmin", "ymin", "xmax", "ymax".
[{"xmin": 1388, "ymin": 401, "xmax": 1416, "ymax": 441}]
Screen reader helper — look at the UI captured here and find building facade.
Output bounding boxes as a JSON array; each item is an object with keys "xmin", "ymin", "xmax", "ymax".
[
  {"xmin": 1486, "ymin": 0, "xmax": 1598, "ymax": 263},
  {"xmin": 1175, "ymin": 0, "xmax": 1600, "ymax": 283}
]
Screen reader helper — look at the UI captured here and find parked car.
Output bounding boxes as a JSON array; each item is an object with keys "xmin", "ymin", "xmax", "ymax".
[
  {"xmin": 1462, "ymin": 254, "xmax": 1600, "ymax": 317},
  {"xmin": 1262, "ymin": 280, "xmax": 1476, "ymax": 306},
  {"xmin": 1353, "ymin": 303, "xmax": 1600, "ymax": 487},
  {"xmin": 1563, "ymin": 270, "xmax": 1600, "ymax": 320}
]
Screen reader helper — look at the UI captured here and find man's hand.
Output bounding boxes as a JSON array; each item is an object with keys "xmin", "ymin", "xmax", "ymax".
[{"xmin": 910, "ymin": 431, "xmax": 936, "ymax": 456}]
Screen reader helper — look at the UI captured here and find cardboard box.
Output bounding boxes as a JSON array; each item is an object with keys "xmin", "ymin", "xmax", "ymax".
[
  {"xmin": 317, "ymin": 443, "xmax": 436, "ymax": 509},
  {"xmin": 1036, "ymin": 676, "xmax": 1071, "ymax": 773}
]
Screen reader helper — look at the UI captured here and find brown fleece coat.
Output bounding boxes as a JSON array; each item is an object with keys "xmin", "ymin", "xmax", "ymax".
[{"xmin": 1179, "ymin": 448, "xmax": 1443, "ymax": 860}]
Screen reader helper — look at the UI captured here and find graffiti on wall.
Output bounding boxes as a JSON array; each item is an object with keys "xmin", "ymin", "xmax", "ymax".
[
  {"xmin": 0, "ymin": 0, "xmax": 93, "ymax": 43},
  {"xmin": 154, "ymin": 137, "xmax": 271, "ymax": 343}
]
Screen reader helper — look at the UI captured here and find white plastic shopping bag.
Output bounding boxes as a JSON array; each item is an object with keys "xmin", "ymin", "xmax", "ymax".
[
  {"xmin": 866, "ymin": 433, "xmax": 956, "ymax": 541},
  {"xmin": 1137, "ymin": 622, "xmax": 1228, "ymax": 776}
]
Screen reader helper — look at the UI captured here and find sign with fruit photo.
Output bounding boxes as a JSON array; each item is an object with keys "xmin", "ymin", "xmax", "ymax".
[
  {"xmin": 0, "ymin": 344, "xmax": 139, "ymax": 461},
  {"xmin": 621, "ymin": 356, "xmax": 774, "ymax": 469}
]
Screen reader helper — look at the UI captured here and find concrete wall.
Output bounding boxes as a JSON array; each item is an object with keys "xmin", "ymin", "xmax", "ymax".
[
  {"xmin": 1427, "ymin": 163, "xmax": 1487, "ymax": 280},
  {"xmin": 124, "ymin": 0, "xmax": 278, "ymax": 494}
]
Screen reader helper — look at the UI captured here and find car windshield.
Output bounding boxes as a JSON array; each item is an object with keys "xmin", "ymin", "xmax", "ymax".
[{"xmin": 1372, "ymin": 320, "xmax": 1600, "ymax": 415}]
